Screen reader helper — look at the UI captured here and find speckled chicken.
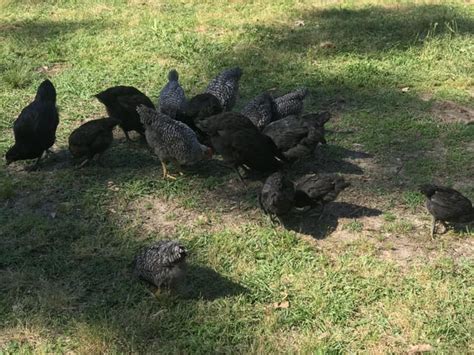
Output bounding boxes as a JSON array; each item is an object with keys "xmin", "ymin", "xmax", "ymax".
[
  {"xmin": 95, "ymin": 86, "xmax": 155, "ymax": 141},
  {"xmin": 263, "ymin": 111, "xmax": 331, "ymax": 161},
  {"xmin": 204, "ymin": 67, "xmax": 242, "ymax": 111},
  {"xmin": 241, "ymin": 92, "xmax": 278, "ymax": 130},
  {"xmin": 68, "ymin": 117, "xmax": 119, "ymax": 167},
  {"xmin": 273, "ymin": 87, "xmax": 309, "ymax": 118},
  {"xmin": 259, "ymin": 172, "xmax": 295, "ymax": 221},
  {"xmin": 133, "ymin": 240, "xmax": 187, "ymax": 289},
  {"xmin": 137, "ymin": 105, "xmax": 212, "ymax": 179},
  {"xmin": 196, "ymin": 112, "xmax": 286, "ymax": 179},
  {"xmin": 5, "ymin": 79, "xmax": 59, "ymax": 169},
  {"xmin": 159, "ymin": 69, "xmax": 187, "ymax": 119},
  {"xmin": 419, "ymin": 184, "xmax": 474, "ymax": 238},
  {"xmin": 294, "ymin": 174, "xmax": 350, "ymax": 217}
]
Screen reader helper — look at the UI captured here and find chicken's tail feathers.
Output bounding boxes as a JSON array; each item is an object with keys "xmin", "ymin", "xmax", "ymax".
[
  {"xmin": 168, "ymin": 69, "xmax": 179, "ymax": 81},
  {"xmin": 226, "ymin": 67, "xmax": 243, "ymax": 79}
]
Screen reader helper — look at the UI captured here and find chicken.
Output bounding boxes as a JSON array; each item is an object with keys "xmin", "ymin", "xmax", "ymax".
[
  {"xmin": 419, "ymin": 184, "xmax": 474, "ymax": 238},
  {"xmin": 175, "ymin": 93, "xmax": 223, "ymax": 142},
  {"xmin": 133, "ymin": 240, "xmax": 187, "ymax": 289},
  {"xmin": 263, "ymin": 111, "xmax": 331, "ymax": 161},
  {"xmin": 204, "ymin": 67, "xmax": 242, "ymax": 111},
  {"xmin": 158, "ymin": 69, "xmax": 187, "ymax": 119},
  {"xmin": 5, "ymin": 79, "xmax": 59, "ymax": 169},
  {"xmin": 136, "ymin": 105, "xmax": 212, "ymax": 179},
  {"xmin": 273, "ymin": 87, "xmax": 309, "ymax": 118},
  {"xmin": 294, "ymin": 174, "xmax": 350, "ymax": 218},
  {"xmin": 259, "ymin": 172, "xmax": 295, "ymax": 221},
  {"xmin": 241, "ymin": 92, "xmax": 278, "ymax": 130},
  {"xmin": 68, "ymin": 117, "xmax": 119, "ymax": 167},
  {"xmin": 95, "ymin": 86, "xmax": 155, "ymax": 141},
  {"xmin": 196, "ymin": 112, "xmax": 286, "ymax": 179}
]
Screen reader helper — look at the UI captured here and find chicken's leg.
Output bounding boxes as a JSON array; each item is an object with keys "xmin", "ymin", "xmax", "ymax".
[
  {"xmin": 430, "ymin": 216, "xmax": 437, "ymax": 239},
  {"xmin": 161, "ymin": 161, "xmax": 176, "ymax": 180}
]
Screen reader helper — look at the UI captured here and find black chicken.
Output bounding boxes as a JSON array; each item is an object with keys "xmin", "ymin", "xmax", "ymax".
[
  {"xmin": 263, "ymin": 111, "xmax": 331, "ymax": 161},
  {"xmin": 419, "ymin": 184, "xmax": 474, "ymax": 238},
  {"xmin": 196, "ymin": 112, "xmax": 287, "ymax": 179},
  {"xmin": 68, "ymin": 117, "xmax": 119, "ymax": 167},
  {"xmin": 5, "ymin": 79, "xmax": 59, "ymax": 169},
  {"xmin": 94, "ymin": 86, "xmax": 155, "ymax": 141},
  {"xmin": 133, "ymin": 240, "xmax": 187, "ymax": 289},
  {"xmin": 259, "ymin": 172, "xmax": 295, "ymax": 222},
  {"xmin": 294, "ymin": 174, "xmax": 350, "ymax": 218},
  {"xmin": 175, "ymin": 93, "xmax": 223, "ymax": 142}
]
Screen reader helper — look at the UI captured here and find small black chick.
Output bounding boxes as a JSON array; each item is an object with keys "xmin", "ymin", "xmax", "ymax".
[
  {"xmin": 294, "ymin": 174, "xmax": 350, "ymax": 217},
  {"xmin": 68, "ymin": 117, "xmax": 119, "ymax": 167},
  {"xmin": 273, "ymin": 87, "xmax": 309, "ymax": 118},
  {"xmin": 263, "ymin": 111, "xmax": 331, "ymax": 161},
  {"xmin": 259, "ymin": 172, "xmax": 295, "ymax": 222},
  {"xmin": 5, "ymin": 79, "xmax": 59, "ymax": 169},
  {"xmin": 205, "ymin": 67, "xmax": 242, "ymax": 111},
  {"xmin": 241, "ymin": 92, "xmax": 278, "ymax": 130},
  {"xmin": 196, "ymin": 112, "xmax": 286, "ymax": 179},
  {"xmin": 133, "ymin": 240, "xmax": 187, "ymax": 289},
  {"xmin": 419, "ymin": 184, "xmax": 474, "ymax": 238},
  {"xmin": 95, "ymin": 86, "xmax": 155, "ymax": 141},
  {"xmin": 159, "ymin": 69, "xmax": 187, "ymax": 119}
]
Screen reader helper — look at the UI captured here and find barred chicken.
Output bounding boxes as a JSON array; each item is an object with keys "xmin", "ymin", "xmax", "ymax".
[
  {"xmin": 273, "ymin": 87, "xmax": 309, "ymax": 118},
  {"xmin": 205, "ymin": 67, "xmax": 242, "ymax": 111},
  {"xmin": 68, "ymin": 117, "xmax": 119, "ymax": 167},
  {"xmin": 196, "ymin": 112, "xmax": 286, "ymax": 179},
  {"xmin": 259, "ymin": 172, "xmax": 295, "ymax": 221},
  {"xmin": 5, "ymin": 79, "xmax": 59, "ymax": 169},
  {"xmin": 241, "ymin": 92, "xmax": 278, "ymax": 130},
  {"xmin": 137, "ymin": 105, "xmax": 212, "ymax": 179},
  {"xmin": 263, "ymin": 111, "xmax": 331, "ymax": 161},
  {"xmin": 95, "ymin": 86, "xmax": 155, "ymax": 141},
  {"xmin": 419, "ymin": 184, "xmax": 474, "ymax": 238},
  {"xmin": 133, "ymin": 240, "xmax": 187, "ymax": 289},
  {"xmin": 294, "ymin": 174, "xmax": 350, "ymax": 218},
  {"xmin": 159, "ymin": 69, "xmax": 187, "ymax": 119}
]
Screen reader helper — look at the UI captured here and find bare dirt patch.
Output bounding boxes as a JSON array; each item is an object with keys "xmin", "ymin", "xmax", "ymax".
[{"xmin": 430, "ymin": 100, "xmax": 474, "ymax": 124}]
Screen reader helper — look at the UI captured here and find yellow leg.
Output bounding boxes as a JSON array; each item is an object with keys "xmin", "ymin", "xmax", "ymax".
[{"xmin": 161, "ymin": 161, "xmax": 176, "ymax": 180}]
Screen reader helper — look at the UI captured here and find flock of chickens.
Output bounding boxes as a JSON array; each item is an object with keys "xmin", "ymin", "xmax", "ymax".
[{"xmin": 5, "ymin": 67, "xmax": 474, "ymax": 290}]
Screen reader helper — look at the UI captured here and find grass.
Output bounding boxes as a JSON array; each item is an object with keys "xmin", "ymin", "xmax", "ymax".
[{"xmin": 1, "ymin": 0, "xmax": 473, "ymax": 353}]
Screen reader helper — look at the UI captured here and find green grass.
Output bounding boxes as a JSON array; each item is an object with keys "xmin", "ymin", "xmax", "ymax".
[{"xmin": 1, "ymin": 0, "xmax": 473, "ymax": 353}]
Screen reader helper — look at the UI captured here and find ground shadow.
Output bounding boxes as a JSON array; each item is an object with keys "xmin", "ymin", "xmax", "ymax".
[
  {"xmin": 280, "ymin": 202, "xmax": 382, "ymax": 239},
  {"xmin": 179, "ymin": 265, "xmax": 248, "ymax": 301}
]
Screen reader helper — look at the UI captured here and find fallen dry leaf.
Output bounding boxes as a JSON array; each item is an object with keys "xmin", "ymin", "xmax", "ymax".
[
  {"xmin": 401, "ymin": 87, "xmax": 410, "ymax": 93},
  {"xmin": 272, "ymin": 301, "xmax": 289, "ymax": 309},
  {"xmin": 408, "ymin": 344, "xmax": 433, "ymax": 353},
  {"xmin": 294, "ymin": 20, "xmax": 305, "ymax": 27},
  {"xmin": 320, "ymin": 41, "xmax": 336, "ymax": 49}
]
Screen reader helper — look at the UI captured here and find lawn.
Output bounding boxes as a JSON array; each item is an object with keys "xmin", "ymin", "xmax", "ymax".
[{"xmin": 0, "ymin": 0, "xmax": 473, "ymax": 353}]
